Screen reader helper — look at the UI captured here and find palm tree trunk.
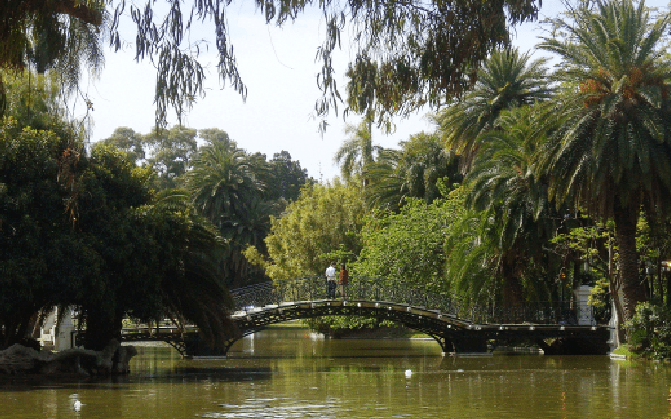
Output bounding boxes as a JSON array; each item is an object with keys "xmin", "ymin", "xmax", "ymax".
[{"xmin": 613, "ymin": 206, "xmax": 647, "ymax": 323}]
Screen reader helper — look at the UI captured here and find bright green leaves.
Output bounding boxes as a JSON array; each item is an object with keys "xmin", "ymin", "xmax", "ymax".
[
  {"xmin": 260, "ymin": 181, "xmax": 365, "ymax": 280},
  {"xmin": 355, "ymin": 188, "xmax": 465, "ymax": 294}
]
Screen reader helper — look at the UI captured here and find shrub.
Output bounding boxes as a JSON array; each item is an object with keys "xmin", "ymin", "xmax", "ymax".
[{"xmin": 626, "ymin": 302, "xmax": 671, "ymax": 359}]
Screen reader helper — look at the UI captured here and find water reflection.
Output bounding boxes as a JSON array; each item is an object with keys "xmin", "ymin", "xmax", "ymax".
[{"xmin": 0, "ymin": 327, "xmax": 670, "ymax": 419}]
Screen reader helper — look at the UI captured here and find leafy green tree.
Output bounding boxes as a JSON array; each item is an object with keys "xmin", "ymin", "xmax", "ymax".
[
  {"xmin": 0, "ymin": 1, "xmax": 104, "ymax": 116},
  {"xmin": 250, "ymin": 181, "xmax": 365, "ymax": 280},
  {"xmin": 267, "ymin": 151, "xmax": 311, "ymax": 202},
  {"xmin": 144, "ymin": 125, "xmax": 198, "ymax": 190},
  {"xmin": 72, "ymin": 146, "xmax": 234, "ymax": 350},
  {"xmin": 354, "ymin": 181, "xmax": 464, "ymax": 294},
  {"xmin": 0, "ymin": 50, "xmax": 235, "ymax": 354},
  {"xmin": 337, "ymin": 1, "xmax": 543, "ymax": 126},
  {"xmin": 2, "ymin": 72, "xmax": 68, "ymax": 132},
  {"xmin": 118, "ymin": 189, "xmax": 235, "ymax": 351},
  {"xmin": 0, "ymin": 117, "xmax": 78, "ymax": 348},
  {"xmin": 444, "ymin": 205, "xmax": 497, "ymax": 301},
  {"xmin": 187, "ymin": 131, "xmax": 269, "ymax": 231},
  {"xmin": 0, "ymin": 136, "xmax": 234, "ymax": 351},
  {"xmin": 397, "ymin": 133, "xmax": 461, "ymax": 205},
  {"xmin": 550, "ymin": 219, "xmax": 614, "ymax": 307},
  {"xmin": 0, "ymin": 71, "xmax": 93, "ymax": 348},
  {"xmin": 436, "ymin": 47, "xmax": 551, "ymax": 168},
  {"xmin": 1, "ymin": 1, "xmax": 545, "ymax": 127},
  {"xmin": 626, "ymin": 302, "xmax": 671, "ymax": 359},
  {"xmin": 460, "ymin": 106, "xmax": 560, "ymax": 304},
  {"xmin": 536, "ymin": 0, "xmax": 671, "ymax": 323},
  {"xmin": 101, "ymin": 127, "xmax": 146, "ymax": 163},
  {"xmin": 358, "ymin": 147, "xmax": 403, "ymax": 211}
]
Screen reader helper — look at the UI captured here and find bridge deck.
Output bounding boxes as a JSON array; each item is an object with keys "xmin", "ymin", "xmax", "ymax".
[{"xmin": 119, "ymin": 278, "xmax": 612, "ymax": 356}]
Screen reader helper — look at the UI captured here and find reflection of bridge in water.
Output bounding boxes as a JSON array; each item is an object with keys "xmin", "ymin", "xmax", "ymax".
[{"xmin": 123, "ymin": 277, "xmax": 612, "ymax": 357}]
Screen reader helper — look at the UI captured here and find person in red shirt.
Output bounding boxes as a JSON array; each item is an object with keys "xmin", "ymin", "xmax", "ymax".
[{"xmin": 339, "ymin": 263, "xmax": 349, "ymax": 300}]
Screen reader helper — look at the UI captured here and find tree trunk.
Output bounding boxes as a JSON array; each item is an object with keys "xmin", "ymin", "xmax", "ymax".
[
  {"xmin": 608, "ymin": 236, "xmax": 625, "ymax": 345},
  {"xmin": 658, "ymin": 257, "xmax": 663, "ymax": 303},
  {"xmin": 82, "ymin": 308, "xmax": 123, "ymax": 351},
  {"xmin": 500, "ymin": 254, "xmax": 524, "ymax": 322},
  {"xmin": 613, "ymin": 207, "xmax": 647, "ymax": 323}
]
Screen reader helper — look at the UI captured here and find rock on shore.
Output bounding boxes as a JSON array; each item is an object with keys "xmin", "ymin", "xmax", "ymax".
[{"xmin": 0, "ymin": 339, "xmax": 137, "ymax": 376}]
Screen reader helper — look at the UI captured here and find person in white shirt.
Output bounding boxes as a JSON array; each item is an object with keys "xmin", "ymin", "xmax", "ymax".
[{"xmin": 325, "ymin": 262, "xmax": 336, "ymax": 299}]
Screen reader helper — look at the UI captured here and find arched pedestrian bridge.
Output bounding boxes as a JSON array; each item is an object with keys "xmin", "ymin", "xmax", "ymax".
[{"xmin": 191, "ymin": 277, "xmax": 610, "ymax": 357}]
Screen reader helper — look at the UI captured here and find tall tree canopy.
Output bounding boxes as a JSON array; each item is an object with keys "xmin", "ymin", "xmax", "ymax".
[
  {"xmin": 267, "ymin": 151, "xmax": 311, "ymax": 202},
  {"xmin": 185, "ymin": 130, "xmax": 272, "ymax": 287},
  {"xmin": 102, "ymin": 126, "xmax": 146, "ymax": 163},
  {"xmin": 364, "ymin": 132, "xmax": 461, "ymax": 212},
  {"xmin": 355, "ymin": 183, "xmax": 464, "ymax": 294},
  {"xmin": 536, "ymin": 0, "xmax": 671, "ymax": 323},
  {"xmin": 144, "ymin": 125, "xmax": 198, "ymax": 190},
  {"xmin": 251, "ymin": 181, "xmax": 366, "ymax": 280},
  {"xmin": 0, "ymin": 72, "xmax": 235, "ymax": 350},
  {"xmin": 1, "ymin": 0, "xmax": 543, "ymax": 127},
  {"xmin": 334, "ymin": 119, "xmax": 380, "ymax": 187},
  {"xmin": 436, "ymin": 47, "xmax": 551, "ymax": 168},
  {"xmin": 0, "ymin": 1, "xmax": 104, "ymax": 115}
]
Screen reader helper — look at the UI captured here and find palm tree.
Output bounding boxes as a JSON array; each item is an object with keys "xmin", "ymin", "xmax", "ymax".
[
  {"xmin": 436, "ymin": 47, "xmax": 551, "ymax": 169},
  {"xmin": 363, "ymin": 148, "xmax": 404, "ymax": 211},
  {"xmin": 463, "ymin": 106, "xmax": 557, "ymax": 304},
  {"xmin": 334, "ymin": 117, "xmax": 381, "ymax": 187},
  {"xmin": 365, "ymin": 133, "xmax": 461, "ymax": 211},
  {"xmin": 141, "ymin": 190, "xmax": 238, "ymax": 349},
  {"xmin": 536, "ymin": 0, "xmax": 671, "ymax": 323},
  {"xmin": 186, "ymin": 136, "xmax": 271, "ymax": 287},
  {"xmin": 399, "ymin": 133, "xmax": 461, "ymax": 204},
  {"xmin": 187, "ymin": 138, "xmax": 267, "ymax": 226}
]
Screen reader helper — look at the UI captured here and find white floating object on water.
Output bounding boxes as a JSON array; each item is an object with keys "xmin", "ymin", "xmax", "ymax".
[
  {"xmin": 70, "ymin": 395, "xmax": 83, "ymax": 412},
  {"xmin": 405, "ymin": 369, "xmax": 412, "ymax": 378}
]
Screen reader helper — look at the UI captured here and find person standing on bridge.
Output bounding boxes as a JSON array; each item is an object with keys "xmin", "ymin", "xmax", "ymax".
[
  {"xmin": 325, "ymin": 262, "xmax": 337, "ymax": 299},
  {"xmin": 339, "ymin": 263, "xmax": 349, "ymax": 300}
]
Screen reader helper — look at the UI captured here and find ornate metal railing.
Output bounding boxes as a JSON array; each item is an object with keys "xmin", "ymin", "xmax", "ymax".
[{"xmin": 229, "ymin": 277, "xmax": 604, "ymax": 325}]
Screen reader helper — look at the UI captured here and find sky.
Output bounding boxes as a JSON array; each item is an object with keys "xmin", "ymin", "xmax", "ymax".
[{"xmin": 73, "ymin": 1, "xmax": 665, "ymax": 181}]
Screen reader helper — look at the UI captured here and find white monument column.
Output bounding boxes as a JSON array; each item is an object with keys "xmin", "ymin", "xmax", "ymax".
[{"xmin": 574, "ymin": 285, "xmax": 595, "ymax": 326}]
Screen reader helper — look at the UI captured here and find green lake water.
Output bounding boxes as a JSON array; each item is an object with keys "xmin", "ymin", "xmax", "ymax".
[{"xmin": 1, "ymin": 327, "xmax": 670, "ymax": 418}]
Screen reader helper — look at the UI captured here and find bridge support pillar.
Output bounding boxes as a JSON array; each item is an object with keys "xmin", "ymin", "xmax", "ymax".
[
  {"xmin": 536, "ymin": 331, "xmax": 611, "ymax": 355},
  {"xmin": 430, "ymin": 331, "xmax": 488, "ymax": 355},
  {"xmin": 180, "ymin": 335, "xmax": 239, "ymax": 358},
  {"xmin": 429, "ymin": 333, "xmax": 455, "ymax": 356}
]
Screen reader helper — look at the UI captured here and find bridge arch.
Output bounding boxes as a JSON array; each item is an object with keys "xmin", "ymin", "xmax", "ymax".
[
  {"xmin": 123, "ymin": 278, "xmax": 611, "ymax": 357},
  {"xmin": 226, "ymin": 299, "xmax": 478, "ymax": 356}
]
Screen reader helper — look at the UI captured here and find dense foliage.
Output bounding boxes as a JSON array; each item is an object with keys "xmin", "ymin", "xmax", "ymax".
[
  {"xmin": 7, "ymin": 0, "xmax": 671, "ymax": 355},
  {"xmin": 537, "ymin": 0, "xmax": 671, "ymax": 323},
  {"xmin": 248, "ymin": 181, "xmax": 365, "ymax": 280},
  {"xmin": 0, "ymin": 74, "xmax": 235, "ymax": 350},
  {"xmin": 354, "ymin": 182, "xmax": 464, "ymax": 295},
  {"xmin": 102, "ymin": 125, "xmax": 312, "ymax": 288},
  {"xmin": 626, "ymin": 302, "xmax": 671, "ymax": 359}
]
